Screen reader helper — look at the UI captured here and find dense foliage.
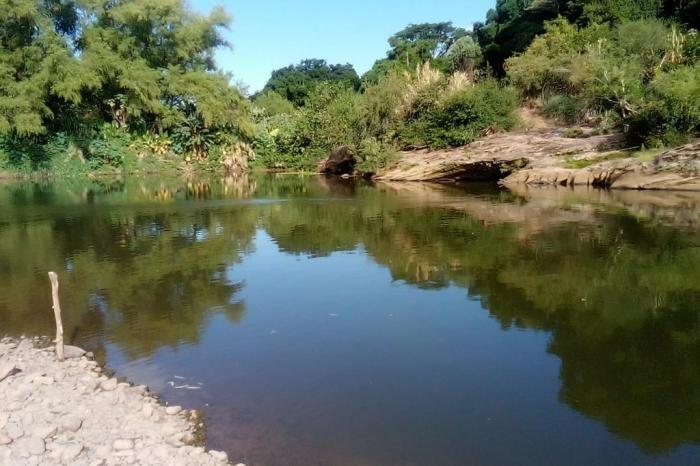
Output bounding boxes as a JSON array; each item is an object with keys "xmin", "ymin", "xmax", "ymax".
[
  {"xmin": 507, "ymin": 17, "xmax": 700, "ymax": 145},
  {"xmin": 2, "ymin": 0, "xmax": 698, "ymax": 175},
  {"xmin": 0, "ymin": 0, "xmax": 251, "ymax": 175},
  {"xmin": 259, "ymin": 59, "xmax": 361, "ymax": 107}
]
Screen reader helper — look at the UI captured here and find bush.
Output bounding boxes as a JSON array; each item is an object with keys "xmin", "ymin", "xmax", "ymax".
[
  {"xmin": 401, "ymin": 79, "xmax": 518, "ymax": 148},
  {"xmin": 627, "ymin": 64, "xmax": 700, "ymax": 146},
  {"xmin": 544, "ymin": 95, "xmax": 588, "ymax": 123},
  {"xmin": 355, "ymin": 137, "xmax": 397, "ymax": 174}
]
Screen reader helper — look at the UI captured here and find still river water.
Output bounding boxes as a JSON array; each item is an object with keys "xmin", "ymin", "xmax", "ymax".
[{"xmin": 1, "ymin": 174, "xmax": 700, "ymax": 466}]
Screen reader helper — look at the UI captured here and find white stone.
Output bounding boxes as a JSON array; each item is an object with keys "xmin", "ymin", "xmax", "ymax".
[
  {"xmin": 60, "ymin": 442, "xmax": 84, "ymax": 461},
  {"xmin": 61, "ymin": 418, "xmax": 83, "ymax": 433},
  {"xmin": 142, "ymin": 403, "xmax": 154, "ymax": 418},
  {"xmin": 0, "ymin": 434, "xmax": 12, "ymax": 446},
  {"xmin": 5, "ymin": 422, "xmax": 23, "ymax": 440},
  {"xmin": 24, "ymin": 436, "xmax": 45, "ymax": 455},
  {"xmin": 165, "ymin": 406, "xmax": 182, "ymax": 415},
  {"xmin": 100, "ymin": 378, "xmax": 118, "ymax": 391},
  {"xmin": 0, "ymin": 362, "xmax": 16, "ymax": 383},
  {"xmin": 209, "ymin": 450, "xmax": 228, "ymax": 462},
  {"xmin": 63, "ymin": 345, "xmax": 86, "ymax": 359},
  {"xmin": 33, "ymin": 425, "xmax": 57, "ymax": 439},
  {"xmin": 112, "ymin": 438, "xmax": 134, "ymax": 450},
  {"xmin": 37, "ymin": 376, "xmax": 54, "ymax": 385}
]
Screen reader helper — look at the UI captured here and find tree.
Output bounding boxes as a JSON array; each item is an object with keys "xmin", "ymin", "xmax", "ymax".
[
  {"xmin": 0, "ymin": 0, "xmax": 249, "ymax": 139},
  {"xmin": 261, "ymin": 59, "xmax": 361, "ymax": 107},
  {"xmin": 364, "ymin": 22, "xmax": 469, "ymax": 83}
]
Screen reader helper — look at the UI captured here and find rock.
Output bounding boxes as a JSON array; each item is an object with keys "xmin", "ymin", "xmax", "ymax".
[
  {"xmin": 5, "ymin": 422, "xmax": 23, "ymax": 440},
  {"xmin": 112, "ymin": 439, "xmax": 134, "ymax": 450},
  {"xmin": 0, "ymin": 434, "xmax": 12, "ymax": 446},
  {"xmin": 60, "ymin": 442, "xmax": 84, "ymax": 461},
  {"xmin": 24, "ymin": 436, "xmax": 45, "ymax": 455},
  {"xmin": 165, "ymin": 406, "xmax": 182, "ymax": 415},
  {"xmin": 0, "ymin": 343, "xmax": 15, "ymax": 356},
  {"xmin": 100, "ymin": 378, "xmax": 118, "ymax": 391},
  {"xmin": 153, "ymin": 444, "xmax": 170, "ymax": 458},
  {"xmin": 209, "ymin": 450, "xmax": 228, "ymax": 462},
  {"xmin": 63, "ymin": 345, "xmax": 87, "ymax": 359},
  {"xmin": 142, "ymin": 403, "xmax": 154, "ymax": 418},
  {"xmin": 318, "ymin": 145, "xmax": 356, "ymax": 175},
  {"xmin": 16, "ymin": 339, "xmax": 33, "ymax": 351},
  {"xmin": 37, "ymin": 375, "xmax": 54, "ymax": 385},
  {"xmin": 61, "ymin": 418, "xmax": 83, "ymax": 433},
  {"xmin": 0, "ymin": 362, "xmax": 18, "ymax": 383},
  {"xmin": 33, "ymin": 425, "xmax": 57, "ymax": 439}
]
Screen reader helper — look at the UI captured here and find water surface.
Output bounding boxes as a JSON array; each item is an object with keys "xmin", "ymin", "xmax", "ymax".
[{"xmin": 1, "ymin": 175, "xmax": 699, "ymax": 466}]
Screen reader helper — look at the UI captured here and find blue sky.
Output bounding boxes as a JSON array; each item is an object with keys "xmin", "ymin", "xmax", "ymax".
[{"xmin": 192, "ymin": 0, "xmax": 494, "ymax": 93}]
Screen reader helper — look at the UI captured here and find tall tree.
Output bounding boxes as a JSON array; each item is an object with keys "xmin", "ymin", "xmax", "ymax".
[{"xmin": 261, "ymin": 59, "xmax": 361, "ymax": 107}]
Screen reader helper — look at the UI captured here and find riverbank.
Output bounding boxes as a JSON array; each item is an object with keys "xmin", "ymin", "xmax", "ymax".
[
  {"xmin": 0, "ymin": 337, "xmax": 238, "ymax": 465},
  {"xmin": 376, "ymin": 128, "xmax": 700, "ymax": 191}
]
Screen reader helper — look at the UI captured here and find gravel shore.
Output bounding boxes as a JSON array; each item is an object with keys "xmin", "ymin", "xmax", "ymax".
[{"xmin": 0, "ymin": 336, "xmax": 239, "ymax": 465}]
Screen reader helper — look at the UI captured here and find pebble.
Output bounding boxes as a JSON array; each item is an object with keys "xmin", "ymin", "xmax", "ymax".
[
  {"xmin": 165, "ymin": 406, "xmax": 182, "ymax": 415},
  {"xmin": 61, "ymin": 418, "xmax": 83, "ymax": 433},
  {"xmin": 100, "ymin": 378, "xmax": 118, "ymax": 391},
  {"xmin": 24, "ymin": 436, "xmax": 45, "ymax": 455},
  {"xmin": 5, "ymin": 422, "xmax": 23, "ymax": 440},
  {"xmin": 63, "ymin": 345, "xmax": 87, "ymax": 359},
  {"xmin": 112, "ymin": 438, "xmax": 134, "ymax": 450},
  {"xmin": 33, "ymin": 425, "xmax": 57, "ymax": 439},
  {"xmin": 142, "ymin": 403, "xmax": 154, "ymax": 418},
  {"xmin": 210, "ymin": 450, "xmax": 228, "ymax": 462},
  {"xmin": 0, "ymin": 434, "xmax": 12, "ymax": 446},
  {"xmin": 60, "ymin": 442, "xmax": 84, "ymax": 461}
]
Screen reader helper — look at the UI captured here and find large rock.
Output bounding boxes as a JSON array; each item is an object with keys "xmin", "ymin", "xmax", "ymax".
[
  {"xmin": 318, "ymin": 146, "xmax": 356, "ymax": 175},
  {"xmin": 377, "ymin": 131, "xmax": 623, "ymax": 182},
  {"xmin": 504, "ymin": 140, "xmax": 700, "ymax": 191}
]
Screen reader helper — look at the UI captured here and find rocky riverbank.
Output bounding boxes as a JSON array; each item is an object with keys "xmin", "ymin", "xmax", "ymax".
[
  {"xmin": 375, "ymin": 127, "xmax": 700, "ymax": 191},
  {"xmin": 0, "ymin": 337, "xmax": 239, "ymax": 466}
]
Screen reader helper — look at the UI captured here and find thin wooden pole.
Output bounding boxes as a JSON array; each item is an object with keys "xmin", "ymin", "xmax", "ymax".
[{"xmin": 48, "ymin": 272, "xmax": 64, "ymax": 361}]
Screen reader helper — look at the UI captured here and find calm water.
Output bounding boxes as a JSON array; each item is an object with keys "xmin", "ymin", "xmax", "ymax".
[{"xmin": 1, "ymin": 175, "xmax": 700, "ymax": 466}]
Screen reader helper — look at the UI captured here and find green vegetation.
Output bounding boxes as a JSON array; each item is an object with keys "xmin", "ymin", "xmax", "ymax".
[
  {"xmin": 507, "ymin": 16, "xmax": 700, "ymax": 146},
  {"xmin": 0, "ymin": 0, "xmax": 251, "ymax": 176},
  {"xmin": 1, "ymin": 1, "xmax": 698, "ymax": 176}
]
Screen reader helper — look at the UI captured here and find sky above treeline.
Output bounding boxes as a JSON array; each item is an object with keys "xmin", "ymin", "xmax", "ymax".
[{"xmin": 192, "ymin": 0, "xmax": 494, "ymax": 93}]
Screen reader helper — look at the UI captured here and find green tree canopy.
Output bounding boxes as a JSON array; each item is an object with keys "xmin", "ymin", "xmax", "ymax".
[
  {"xmin": 0, "ymin": 0, "xmax": 249, "ymax": 137},
  {"xmin": 261, "ymin": 59, "xmax": 361, "ymax": 107},
  {"xmin": 363, "ymin": 22, "xmax": 469, "ymax": 83}
]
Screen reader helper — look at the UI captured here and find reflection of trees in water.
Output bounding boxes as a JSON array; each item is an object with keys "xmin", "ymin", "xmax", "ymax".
[
  {"xmin": 1, "ymin": 175, "xmax": 700, "ymax": 452},
  {"xmin": 0, "ymin": 177, "xmax": 258, "ymax": 359},
  {"xmin": 258, "ymin": 179, "xmax": 700, "ymax": 453}
]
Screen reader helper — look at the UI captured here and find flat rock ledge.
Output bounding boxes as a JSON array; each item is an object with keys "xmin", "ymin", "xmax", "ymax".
[
  {"xmin": 0, "ymin": 336, "xmax": 241, "ymax": 466},
  {"xmin": 377, "ymin": 131, "xmax": 700, "ymax": 192}
]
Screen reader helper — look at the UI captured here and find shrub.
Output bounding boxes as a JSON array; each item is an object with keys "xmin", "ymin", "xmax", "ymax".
[
  {"xmin": 544, "ymin": 95, "xmax": 588, "ymax": 124},
  {"xmin": 355, "ymin": 137, "xmax": 397, "ymax": 174},
  {"xmin": 401, "ymin": 79, "xmax": 518, "ymax": 148}
]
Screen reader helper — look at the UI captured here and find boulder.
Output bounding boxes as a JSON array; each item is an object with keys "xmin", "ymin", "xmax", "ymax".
[{"xmin": 318, "ymin": 146, "xmax": 356, "ymax": 175}]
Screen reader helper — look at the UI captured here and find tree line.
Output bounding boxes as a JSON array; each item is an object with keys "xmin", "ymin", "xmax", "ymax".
[{"xmin": 1, "ymin": 0, "xmax": 699, "ymax": 175}]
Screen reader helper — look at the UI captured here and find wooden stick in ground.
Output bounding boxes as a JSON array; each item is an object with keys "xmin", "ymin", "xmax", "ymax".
[{"xmin": 48, "ymin": 271, "xmax": 64, "ymax": 361}]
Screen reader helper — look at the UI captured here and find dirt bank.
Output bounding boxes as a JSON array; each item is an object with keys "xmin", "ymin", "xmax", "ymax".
[{"xmin": 0, "ymin": 337, "xmax": 242, "ymax": 466}]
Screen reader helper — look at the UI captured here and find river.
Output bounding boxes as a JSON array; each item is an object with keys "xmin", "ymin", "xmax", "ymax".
[{"xmin": 1, "ymin": 174, "xmax": 699, "ymax": 466}]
